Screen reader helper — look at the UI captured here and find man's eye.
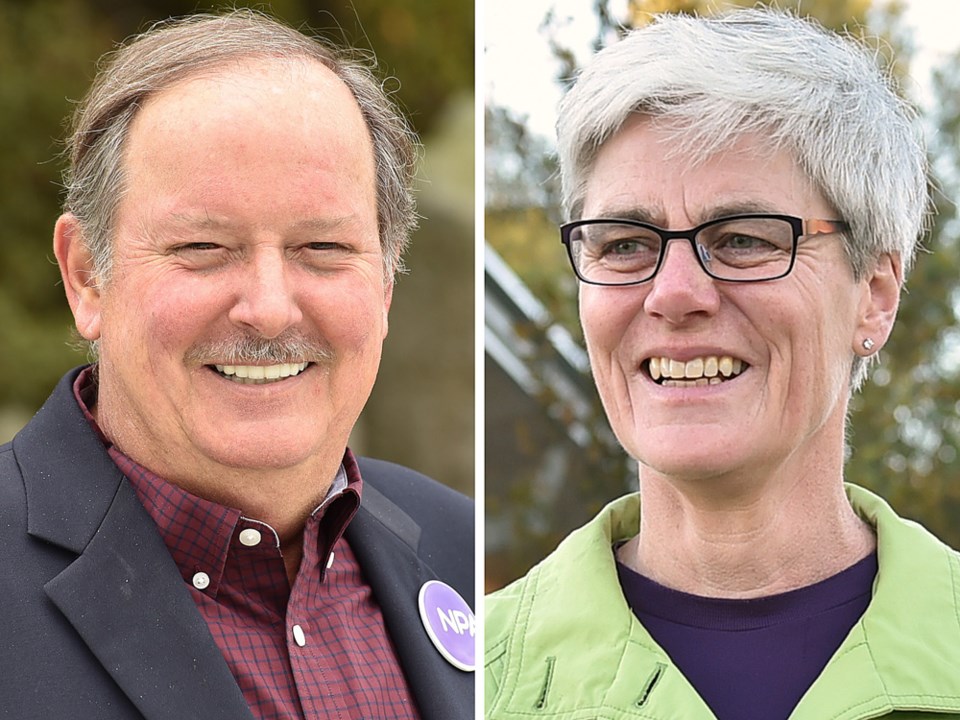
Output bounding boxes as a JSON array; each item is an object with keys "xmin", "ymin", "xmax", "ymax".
[
  {"xmin": 304, "ymin": 242, "xmax": 343, "ymax": 251},
  {"xmin": 176, "ymin": 242, "xmax": 221, "ymax": 252}
]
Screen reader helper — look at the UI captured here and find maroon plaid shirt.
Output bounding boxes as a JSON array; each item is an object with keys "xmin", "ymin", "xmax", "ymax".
[{"xmin": 74, "ymin": 370, "xmax": 419, "ymax": 720}]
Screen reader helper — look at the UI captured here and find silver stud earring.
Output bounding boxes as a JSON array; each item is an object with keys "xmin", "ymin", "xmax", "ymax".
[{"xmin": 862, "ymin": 338, "xmax": 875, "ymax": 351}]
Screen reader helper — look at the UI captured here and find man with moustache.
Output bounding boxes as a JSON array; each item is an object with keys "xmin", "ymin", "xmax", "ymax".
[{"xmin": 0, "ymin": 10, "xmax": 473, "ymax": 720}]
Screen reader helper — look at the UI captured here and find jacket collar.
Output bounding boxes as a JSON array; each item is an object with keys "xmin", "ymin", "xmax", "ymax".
[
  {"xmin": 15, "ymin": 368, "xmax": 254, "ymax": 720},
  {"xmin": 347, "ymin": 466, "xmax": 475, "ymax": 720},
  {"xmin": 488, "ymin": 488, "xmax": 960, "ymax": 718},
  {"xmin": 487, "ymin": 494, "xmax": 703, "ymax": 717},
  {"xmin": 792, "ymin": 485, "xmax": 960, "ymax": 719},
  {"xmin": 16, "ymin": 368, "xmax": 125, "ymax": 553}
]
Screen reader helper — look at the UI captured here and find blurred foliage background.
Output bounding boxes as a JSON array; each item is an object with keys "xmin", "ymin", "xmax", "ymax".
[
  {"xmin": 485, "ymin": 0, "xmax": 960, "ymax": 588},
  {"xmin": 0, "ymin": 0, "xmax": 474, "ymax": 496}
]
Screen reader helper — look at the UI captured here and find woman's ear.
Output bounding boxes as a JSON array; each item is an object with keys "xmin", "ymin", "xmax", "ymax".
[
  {"xmin": 854, "ymin": 252, "xmax": 901, "ymax": 355},
  {"xmin": 53, "ymin": 213, "xmax": 103, "ymax": 341}
]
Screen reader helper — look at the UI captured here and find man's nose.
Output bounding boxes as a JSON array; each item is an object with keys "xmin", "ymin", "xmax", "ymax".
[
  {"xmin": 642, "ymin": 237, "xmax": 721, "ymax": 324},
  {"xmin": 228, "ymin": 250, "xmax": 303, "ymax": 338}
]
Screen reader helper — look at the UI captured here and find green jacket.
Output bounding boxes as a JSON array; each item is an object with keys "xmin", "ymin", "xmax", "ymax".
[{"xmin": 485, "ymin": 486, "xmax": 960, "ymax": 719}]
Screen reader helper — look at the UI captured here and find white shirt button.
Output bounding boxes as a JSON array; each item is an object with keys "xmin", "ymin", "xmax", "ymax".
[
  {"xmin": 238, "ymin": 528, "xmax": 262, "ymax": 547},
  {"xmin": 192, "ymin": 572, "xmax": 210, "ymax": 590},
  {"xmin": 292, "ymin": 624, "xmax": 307, "ymax": 647}
]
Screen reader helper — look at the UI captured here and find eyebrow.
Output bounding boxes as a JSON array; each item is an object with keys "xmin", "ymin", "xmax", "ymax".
[
  {"xmin": 159, "ymin": 213, "xmax": 357, "ymax": 234},
  {"xmin": 589, "ymin": 200, "xmax": 784, "ymax": 227},
  {"xmin": 161, "ymin": 213, "xmax": 237, "ymax": 233},
  {"xmin": 590, "ymin": 206, "xmax": 662, "ymax": 225},
  {"xmin": 287, "ymin": 216, "xmax": 356, "ymax": 234}
]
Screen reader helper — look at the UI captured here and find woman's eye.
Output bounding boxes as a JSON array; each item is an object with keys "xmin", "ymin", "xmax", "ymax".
[
  {"xmin": 602, "ymin": 238, "xmax": 656, "ymax": 257},
  {"xmin": 726, "ymin": 235, "xmax": 761, "ymax": 248},
  {"xmin": 610, "ymin": 241, "xmax": 639, "ymax": 255}
]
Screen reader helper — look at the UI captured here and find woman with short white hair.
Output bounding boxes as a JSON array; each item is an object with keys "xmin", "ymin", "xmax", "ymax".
[{"xmin": 486, "ymin": 9, "xmax": 960, "ymax": 719}]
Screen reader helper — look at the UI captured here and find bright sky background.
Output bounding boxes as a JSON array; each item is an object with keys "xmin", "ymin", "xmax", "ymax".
[{"xmin": 484, "ymin": 0, "xmax": 960, "ymax": 142}]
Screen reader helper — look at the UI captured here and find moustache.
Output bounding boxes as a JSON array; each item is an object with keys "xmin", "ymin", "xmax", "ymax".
[{"xmin": 185, "ymin": 332, "xmax": 335, "ymax": 366}]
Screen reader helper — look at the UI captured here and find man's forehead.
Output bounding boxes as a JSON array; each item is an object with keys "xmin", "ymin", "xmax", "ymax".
[
  {"xmin": 131, "ymin": 55, "xmax": 363, "ymax": 133},
  {"xmin": 122, "ymin": 56, "xmax": 373, "ymax": 175},
  {"xmin": 112, "ymin": 53, "xmax": 378, "ymax": 243}
]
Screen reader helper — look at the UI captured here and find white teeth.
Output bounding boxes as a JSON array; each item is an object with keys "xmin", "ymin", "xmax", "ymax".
[
  {"xmin": 650, "ymin": 357, "xmax": 661, "ymax": 381},
  {"xmin": 213, "ymin": 362, "xmax": 309, "ymax": 384},
  {"xmin": 684, "ymin": 358, "xmax": 704, "ymax": 379},
  {"xmin": 648, "ymin": 355, "xmax": 747, "ymax": 384}
]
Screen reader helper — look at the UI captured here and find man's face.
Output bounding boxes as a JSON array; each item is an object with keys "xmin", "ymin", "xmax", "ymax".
[
  {"xmin": 578, "ymin": 115, "xmax": 884, "ymax": 484},
  {"xmin": 70, "ymin": 59, "xmax": 390, "ymax": 480}
]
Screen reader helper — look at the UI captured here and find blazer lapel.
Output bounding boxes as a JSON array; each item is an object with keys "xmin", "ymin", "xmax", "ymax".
[
  {"xmin": 42, "ymin": 480, "xmax": 254, "ymax": 720},
  {"xmin": 17, "ymin": 370, "xmax": 253, "ymax": 720},
  {"xmin": 346, "ymin": 484, "xmax": 474, "ymax": 720}
]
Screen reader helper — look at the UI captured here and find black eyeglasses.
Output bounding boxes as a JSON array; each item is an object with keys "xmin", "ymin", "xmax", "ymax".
[{"xmin": 560, "ymin": 214, "xmax": 849, "ymax": 286}]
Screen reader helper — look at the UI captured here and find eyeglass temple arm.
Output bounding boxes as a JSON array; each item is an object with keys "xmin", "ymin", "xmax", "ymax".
[{"xmin": 804, "ymin": 219, "xmax": 848, "ymax": 237}]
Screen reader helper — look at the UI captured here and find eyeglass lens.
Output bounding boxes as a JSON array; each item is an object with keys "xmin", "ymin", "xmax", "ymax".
[{"xmin": 568, "ymin": 217, "xmax": 796, "ymax": 284}]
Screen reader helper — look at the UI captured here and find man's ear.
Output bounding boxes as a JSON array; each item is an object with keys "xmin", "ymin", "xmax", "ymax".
[
  {"xmin": 381, "ymin": 277, "xmax": 394, "ymax": 339},
  {"xmin": 855, "ymin": 252, "xmax": 901, "ymax": 355},
  {"xmin": 53, "ymin": 213, "xmax": 103, "ymax": 341}
]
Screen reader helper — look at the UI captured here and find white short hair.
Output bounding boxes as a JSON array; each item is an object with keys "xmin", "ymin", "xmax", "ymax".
[{"xmin": 558, "ymin": 8, "xmax": 928, "ymax": 283}]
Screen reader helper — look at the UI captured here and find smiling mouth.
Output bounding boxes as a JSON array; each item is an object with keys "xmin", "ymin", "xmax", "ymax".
[
  {"xmin": 211, "ymin": 362, "xmax": 310, "ymax": 384},
  {"xmin": 646, "ymin": 355, "xmax": 748, "ymax": 387}
]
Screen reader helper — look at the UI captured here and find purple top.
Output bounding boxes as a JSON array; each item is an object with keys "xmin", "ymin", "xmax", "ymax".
[{"xmin": 617, "ymin": 552, "xmax": 877, "ymax": 720}]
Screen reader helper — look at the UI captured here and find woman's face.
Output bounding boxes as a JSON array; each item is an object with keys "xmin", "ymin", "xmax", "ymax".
[{"xmin": 578, "ymin": 115, "xmax": 899, "ymax": 484}]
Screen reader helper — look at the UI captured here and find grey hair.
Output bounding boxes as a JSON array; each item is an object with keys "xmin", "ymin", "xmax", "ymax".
[
  {"xmin": 558, "ymin": 8, "xmax": 928, "ymax": 390},
  {"xmin": 63, "ymin": 8, "xmax": 418, "ymax": 284}
]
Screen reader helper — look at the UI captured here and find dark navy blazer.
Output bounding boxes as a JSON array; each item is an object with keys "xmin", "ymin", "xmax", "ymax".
[{"xmin": 0, "ymin": 368, "xmax": 474, "ymax": 719}]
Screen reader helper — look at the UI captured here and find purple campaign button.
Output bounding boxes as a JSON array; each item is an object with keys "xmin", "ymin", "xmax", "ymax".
[{"xmin": 418, "ymin": 580, "xmax": 475, "ymax": 672}]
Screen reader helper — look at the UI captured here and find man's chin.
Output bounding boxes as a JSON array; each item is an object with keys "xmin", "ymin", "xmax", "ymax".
[{"xmin": 189, "ymin": 431, "xmax": 328, "ymax": 474}]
